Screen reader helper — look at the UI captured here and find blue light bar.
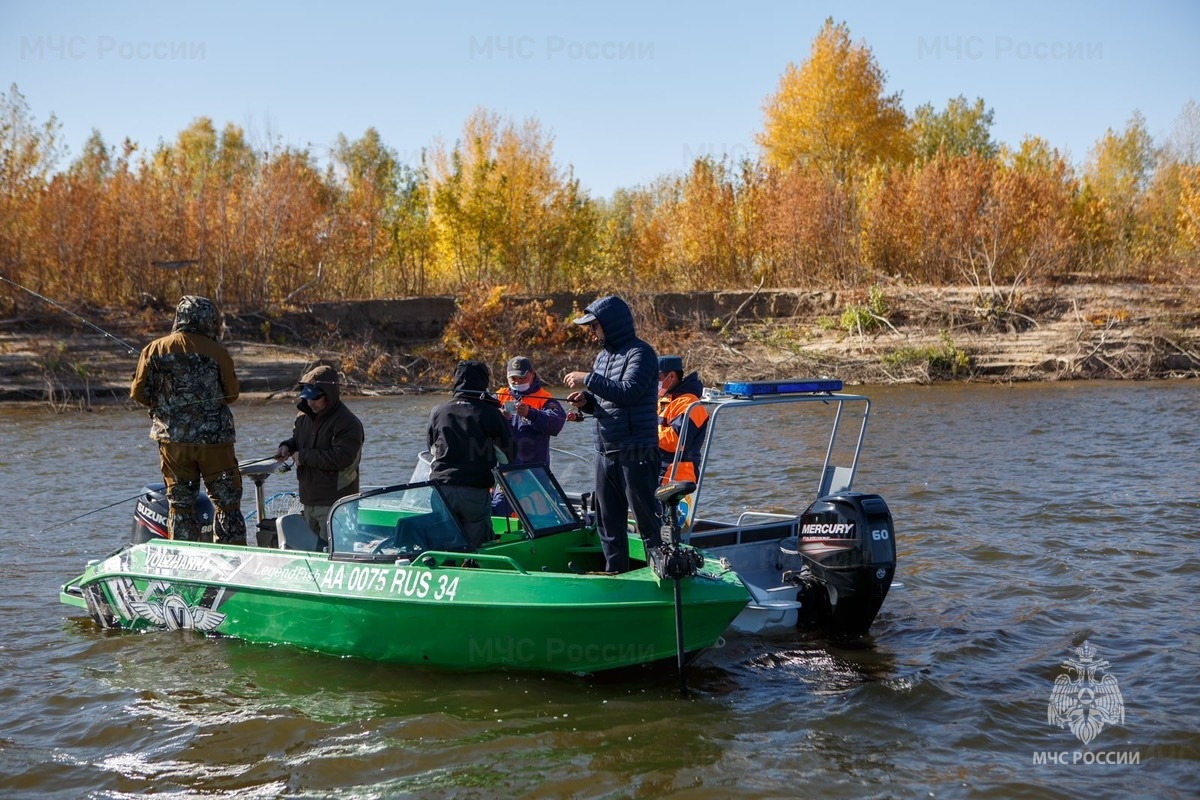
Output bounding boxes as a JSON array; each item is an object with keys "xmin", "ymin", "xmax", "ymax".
[{"xmin": 723, "ymin": 378, "xmax": 843, "ymax": 397}]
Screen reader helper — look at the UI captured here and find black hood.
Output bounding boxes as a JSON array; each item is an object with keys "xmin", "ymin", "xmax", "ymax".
[{"xmin": 452, "ymin": 360, "xmax": 491, "ymax": 395}]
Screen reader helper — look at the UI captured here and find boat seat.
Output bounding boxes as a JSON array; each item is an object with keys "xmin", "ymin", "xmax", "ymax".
[
  {"xmin": 655, "ymin": 480, "xmax": 696, "ymax": 508},
  {"xmin": 277, "ymin": 513, "xmax": 323, "ymax": 552}
]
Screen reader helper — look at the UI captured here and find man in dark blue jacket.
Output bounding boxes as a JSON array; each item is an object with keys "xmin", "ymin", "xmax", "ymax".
[
  {"xmin": 428, "ymin": 361, "xmax": 515, "ymax": 550},
  {"xmin": 564, "ymin": 295, "xmax": 660, "ymax": 573},
  {"xmin": 493, "ymin": 356, "xmax": 567, "ymax": 516}
]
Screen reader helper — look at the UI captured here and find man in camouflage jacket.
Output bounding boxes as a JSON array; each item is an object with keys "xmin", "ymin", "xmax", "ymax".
[{"xmin": 131, "ymin": 296, "xmax": 246, "ymax": 544}]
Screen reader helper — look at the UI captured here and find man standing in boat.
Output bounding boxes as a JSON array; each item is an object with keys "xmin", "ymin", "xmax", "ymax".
[
  {"xmin": 564, "ymin": 295, "xmax": 660, "ymax": 574},
  {"xmin": 427, "ymin": 360, "xmax": 515, "ymax": 550},
  {"xmin": 656, "ymin": 355, "xmax": 709, "ymax": 485},
  {"xmin": 493, "ymin": 356, "xmax": 567, "ymax": 516},
  {"xmin": 275, "ymin": 365, "xmax": 364, "ymax": 547},
  {"xmin": 130, "ymin": 295, "xmax": 246, "ymax": 544}
]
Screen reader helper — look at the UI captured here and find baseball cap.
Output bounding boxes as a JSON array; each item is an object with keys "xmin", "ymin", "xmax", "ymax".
[
  {"xmin": 298, "ymin": 384, "xmax": 325, "ymax": 401},
  {"xmin": 507, "ymin": 356, "xmax": 533, "ymax": 377},
  {"xmin": 572, "ymin": 311, "xmax": 598, "ymax": 325}
]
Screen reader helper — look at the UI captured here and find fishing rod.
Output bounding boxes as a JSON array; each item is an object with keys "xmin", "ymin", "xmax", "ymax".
[
  {"xmin": 0, "ymin": 275, "xmax": 139, "ymax": 356},
  {"xmin": 0, "ymin": 274, "xmax": 246, "ymax": 409},
  {"xmin": 41, "ymin": 456, "xmax": 290, "ymax": 532}
]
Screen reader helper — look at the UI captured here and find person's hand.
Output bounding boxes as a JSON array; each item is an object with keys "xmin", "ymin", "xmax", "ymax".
[
  {"xmin": 564, "ymin": 371, "xmax": 588, "ymax": 389},
  {"xmin": 275, "ymin": 445, "xmax": 290, "ymax": 461},
  {"xmin": 515, "ymin": 401, "xmax": 529, "ymax": 419},
  {"xmin": 567, "ymin": 391, "xmax": 586, "ymax": 408}
]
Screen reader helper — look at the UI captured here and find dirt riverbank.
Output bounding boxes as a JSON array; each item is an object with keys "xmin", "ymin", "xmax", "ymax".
[{"xmin": 1, "ymin": 283, "xmax": 1197, "ymax": 407}]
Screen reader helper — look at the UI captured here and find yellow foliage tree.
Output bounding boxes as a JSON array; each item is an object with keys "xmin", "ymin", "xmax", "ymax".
[
  {"xmin": 1178, "ymin": 164, "xmax": 1200, "ymax": 263},
  {"xmin": 428, "ymin": 108, "xmax": 595, "ymax": 293},
  {"xmin": 1083, "ymin": 111, "xmax": 1158, "ymax": 272},
  {"xmin": 757, "ymin": 18, "xmax": 909, "ymax": 182}
]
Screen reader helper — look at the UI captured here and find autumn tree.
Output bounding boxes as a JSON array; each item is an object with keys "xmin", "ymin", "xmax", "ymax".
[
  {"xmin": 758, "ymin": 18, "xmax": 909, "ymax": 182},
  {"xmin": 593, "ymin": 187, "xmax": 668, "ymax": 294},
  {"xmin": 1081, "ymin": 111, "xmax": 1158, "ymax": 273},
  {"xmin": 428, "ymin": 108, "xmax": 596, "ymax": 292},
  {"xmin": 0, "ymin": 83, "xmax": 62, "ymax": 311},
  {"xmin": 41, "ymin": 131, "xmax": 113, "ymax": 303},
  {"xmin": 239, "ymin": 145, "xmax": 330, "ymax": 307},
  {"xmin": 1146, "ymin": 101, "xmax": 1200, "ymax": 276},
  {"xmin": 910, "ymin": 95, "xmax": 997, "ymax": 161},
  {"xmin": 859, "ymin": 145, "xmax": 1076, "ymax": 299},
  {"xmin": 652, "ymin": 157, "xmax": 742, "ymax": 289},
  {"xmin": 755, "ymin": 165, "xmax": 859, "ymax": 285},
  {"xmin": 327, "ymin": 127, "xmax": 404, "ymax": 298}
]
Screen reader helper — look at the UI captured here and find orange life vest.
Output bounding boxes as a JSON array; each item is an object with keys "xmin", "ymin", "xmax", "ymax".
[
  {"xmin": 658, "ymin": 392, "xmax": 708, "ymax": 484},
  {"xmin": 496, "ymin": 386, "xmax": 555, "ymax": 411}
]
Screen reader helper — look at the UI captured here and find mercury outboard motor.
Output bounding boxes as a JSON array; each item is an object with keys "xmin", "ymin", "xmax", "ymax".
[
  {"xmin": 780, "ymin": 492, "xmax": 896, "ymax": 638},
  {"xmin": 132, "ymin": 483, "xmax": 216, "ymax": 543}
]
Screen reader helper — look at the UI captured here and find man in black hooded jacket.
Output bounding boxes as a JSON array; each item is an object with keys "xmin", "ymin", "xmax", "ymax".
[
  {"xmin": 564, "ymin": 295, "xmax": 660, "ymax": 573},
  {"xmin": 427, "ymin": 360, "xmax": 515, "ymax": 550}
]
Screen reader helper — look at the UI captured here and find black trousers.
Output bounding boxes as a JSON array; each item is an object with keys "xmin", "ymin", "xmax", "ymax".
[{"xmin": 594, "ymin": 446, "xmax": 661, "ymax": 573}]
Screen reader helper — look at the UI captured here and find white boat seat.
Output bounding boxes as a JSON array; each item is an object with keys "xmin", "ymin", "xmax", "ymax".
[{"xmin": 277, "ymin": 513, "xmax": 322, "ymax": 552}]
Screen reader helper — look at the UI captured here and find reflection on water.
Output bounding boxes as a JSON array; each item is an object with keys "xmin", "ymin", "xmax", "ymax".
[{"xmin": 2, "ymin": 381, "xmax": 1198, "ymax": 798}]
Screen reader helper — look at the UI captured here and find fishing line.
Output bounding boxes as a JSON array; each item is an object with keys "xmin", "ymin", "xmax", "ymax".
[
  {"xmin": 41, "ymin": 456, "xmax": 290, "ymax": 532},
  {"xmin": 0, "ymin": 274, "xmax": 139, "ymax": 355}
]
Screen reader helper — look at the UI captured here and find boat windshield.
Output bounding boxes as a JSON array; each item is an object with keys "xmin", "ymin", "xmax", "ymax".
[
  {"xmin": 494, "ymin": 463, "xmax": 582, "ymax": 537},
  {"xmin": 328, "ymin": 482, "xmax": 469, "ymax": 561},
  {"xmin": 683, "ymin": 386, "xmax": 871, "ymax": 533}
]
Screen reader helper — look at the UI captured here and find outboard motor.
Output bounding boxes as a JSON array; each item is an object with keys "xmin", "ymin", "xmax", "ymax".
[
  {"xmin": 132, "ymin": 483, "xmax": 216, "ymax": 543},
  {"xmin": 781, "ymin": 492, "xmax": 896, "ymax": 638}
]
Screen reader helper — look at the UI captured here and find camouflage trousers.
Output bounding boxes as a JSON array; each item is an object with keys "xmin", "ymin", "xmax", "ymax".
[{"xmin": 159, "ymin": 442, "xmax": 246, "ymax": 544}]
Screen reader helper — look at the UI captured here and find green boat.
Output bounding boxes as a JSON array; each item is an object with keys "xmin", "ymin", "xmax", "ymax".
[{"xmin": 60, "ymin": 463, "xmax": 749, "ymax": 674}]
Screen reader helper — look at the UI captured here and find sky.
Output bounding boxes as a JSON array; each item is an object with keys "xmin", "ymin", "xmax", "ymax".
[{"xmin": 3, "ymin": 1, "xmax": 1198, "ymax": 198}]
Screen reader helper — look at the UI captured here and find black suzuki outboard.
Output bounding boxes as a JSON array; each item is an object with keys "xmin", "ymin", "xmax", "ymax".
[
  {"xmin": 779, "ymin": 491, "xmax": 896, "ymax": 638},
  {"xmin": 131, "ymin": 483, "xmax": 215, "ymax": 544}
]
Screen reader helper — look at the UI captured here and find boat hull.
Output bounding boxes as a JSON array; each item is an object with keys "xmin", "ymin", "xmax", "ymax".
[{"xmin": 60, "ymin": 539, "xmax": 748, "ymax": 674}]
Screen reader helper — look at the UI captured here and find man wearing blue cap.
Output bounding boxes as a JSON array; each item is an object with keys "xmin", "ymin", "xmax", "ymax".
[
  {"xmin": 275, "ymin": 364, "xmax": 364, "ymax": 547},
  {"xmin": 656, "ymin": 355, "xmax": 708, "ymax": 484}
]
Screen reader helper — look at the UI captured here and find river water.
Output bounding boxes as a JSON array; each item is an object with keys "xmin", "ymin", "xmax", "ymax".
[{"xmin": 0, "ymin": 381, "xmax": 1196, "ymax": 799}]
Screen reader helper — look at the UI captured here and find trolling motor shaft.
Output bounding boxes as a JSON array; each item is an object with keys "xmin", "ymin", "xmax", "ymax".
[{"xmin": 650, "ymin": 480, "xmax": 703, "ymax": 580}]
